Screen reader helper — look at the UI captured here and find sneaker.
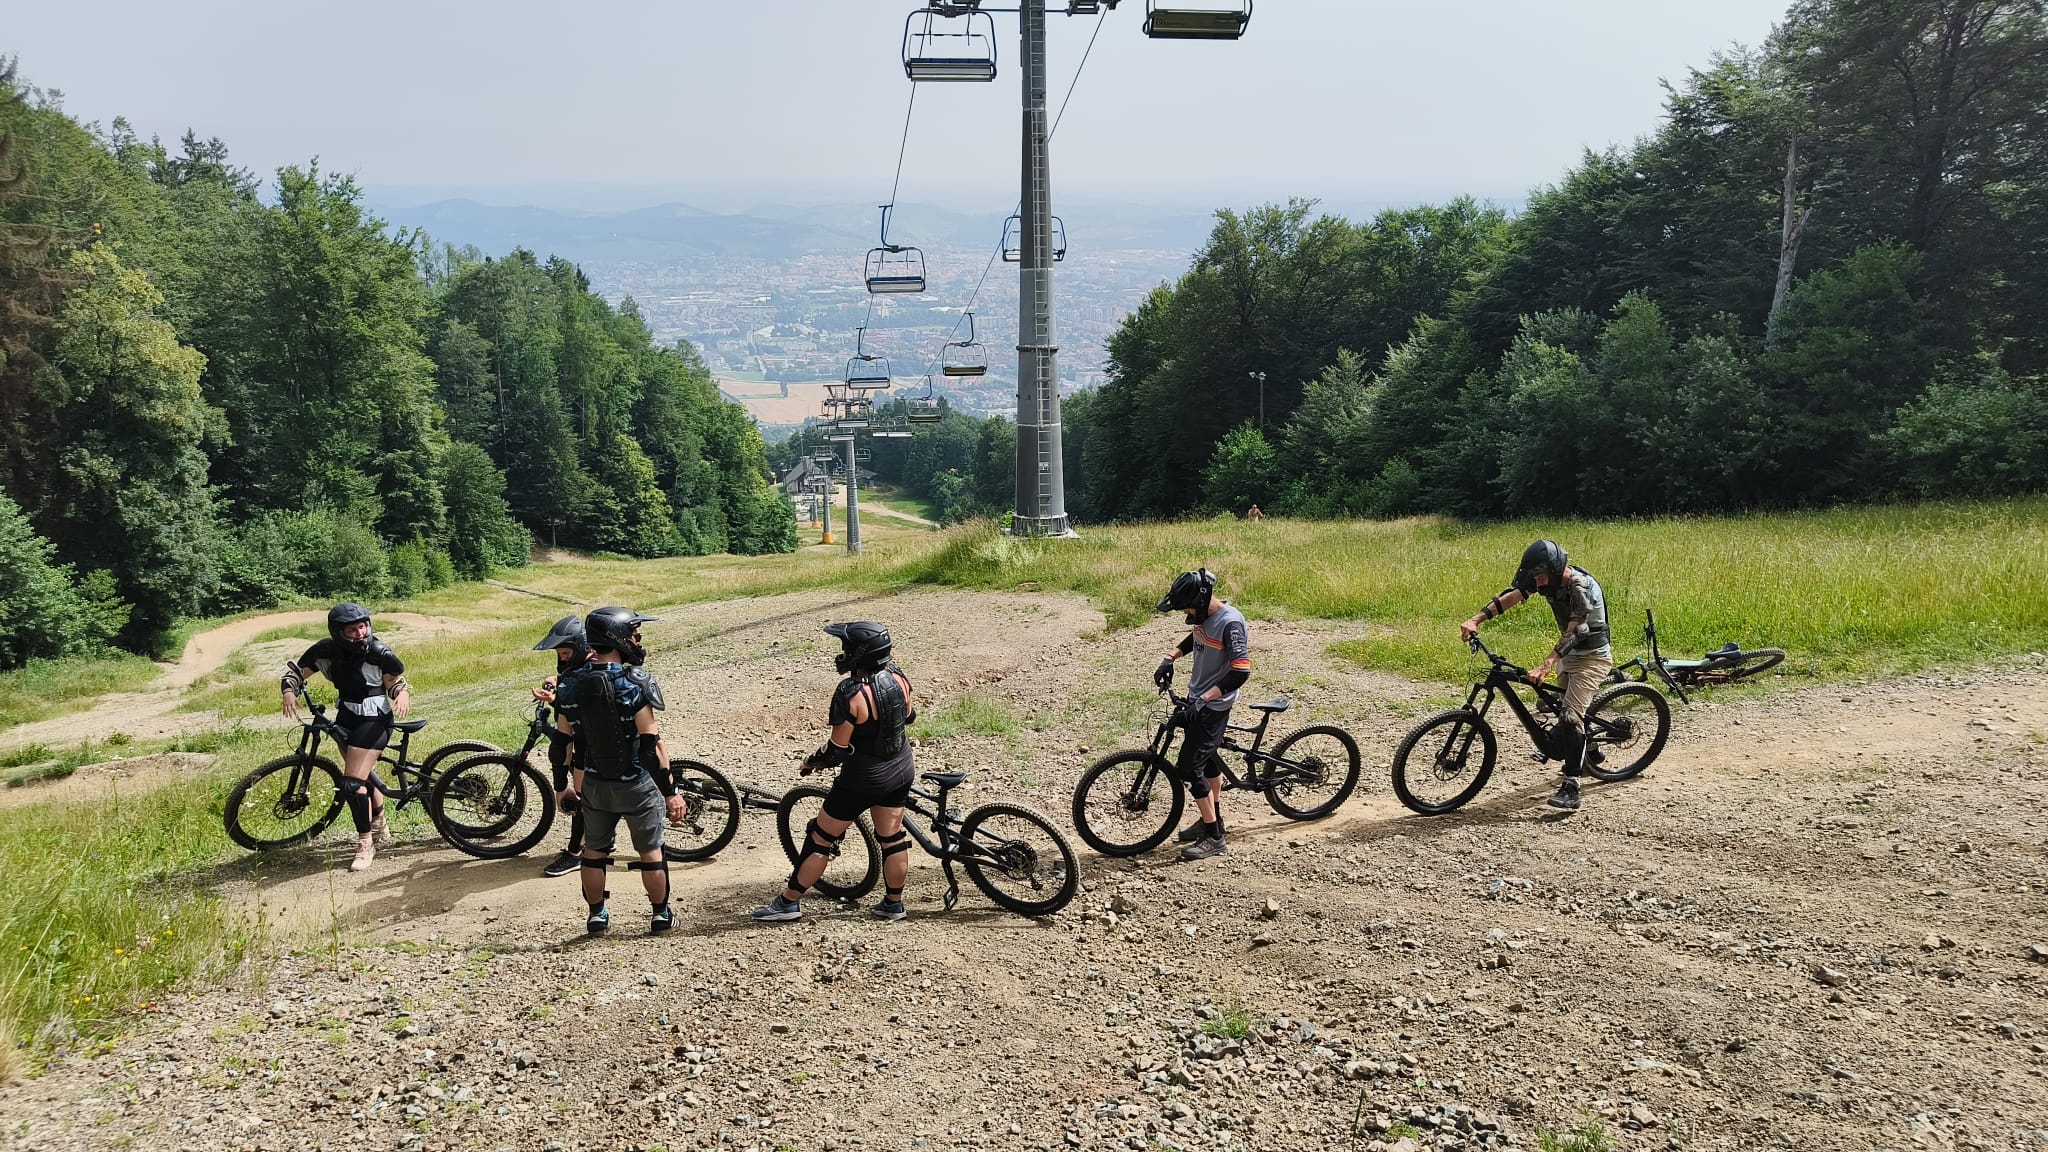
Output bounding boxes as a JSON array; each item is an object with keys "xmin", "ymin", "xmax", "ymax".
[
  {"xmin": 541, "ymin": 851, "xmax": 581, "ymax": 878},
  {"xmin": 586, "ymin": 904, "xmax": 610, "ymax": 936},
  {"xmin": 1176, "ymin": 821, "xmax": 1213, "ymax": 844},
  {"xmin": 1178, "ymin": 836, "xmax": 1227, "ymax": 862},
  {"xmin": 1548, "ymin": 778, "xmax": 1582, "ymax": 812},
  {"xmin": 650, "ymin": 904, "xmax": 676, "ymax": 935},
  {"xmin": 751, "ymin": 894, "xmax": 803, "ymax": 923},
  {"xmin": 349, "ymin": 835, "xmax": 376, "ymax": 872},
  {"xmin": 871, "ymin": 898, "xmax": 907, "ymax": 922}
]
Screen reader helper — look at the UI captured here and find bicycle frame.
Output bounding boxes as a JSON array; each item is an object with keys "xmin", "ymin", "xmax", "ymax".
[
  {"xmin": 1137, "ymin": 689, "xmax": 1289, "ymax": 791},
  {"xmin": 293, "ymin": 690, "xmax": 427, "ymax": 804},
  {"xmin": 1464, "ymin": 640, "xmax": 1569, "ymax": 759},
  {"xmin": 892, "ymin": 779, "xmax": 1029, "ymax": 911}
]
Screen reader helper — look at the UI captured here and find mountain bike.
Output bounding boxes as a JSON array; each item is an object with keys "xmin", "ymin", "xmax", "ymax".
[
  {"xmin": 1070, "ymin": 687, "xmax": 1362, "ymax": 857},
  {"xmin": 223, "ymin": 690, "xmax": 503, "ymax": 855},
  {"xmin": 775, "ymin": 767, "xmax": 1079, "ymax": 916},
  {"xmin": 1390, "ymin": 638, "xmax": 1670, "ymax": 815},
  {"xmin": 432, "ymin": 700, "xmax": 745, "ymax": 862},
  {"xmin": 1606, "ymin": 608, "xmax": 1785, "ymax": 703}
]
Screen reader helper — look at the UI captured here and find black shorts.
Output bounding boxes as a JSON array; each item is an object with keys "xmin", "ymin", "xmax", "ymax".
[
  {"xmin": 1174, "ymin": 706, "xmax": 1231, "ymax": 783},
  {"xmin": 338, "ymin": 712, "xmax": 393, "ymax": 752},
  {"xmin": 822, "ymin": 769, "xmax": 913, "ymax": 822}
]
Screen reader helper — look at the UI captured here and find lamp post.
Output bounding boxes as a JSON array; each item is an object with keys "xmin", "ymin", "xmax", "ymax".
[{"xmin": 1249, "ymin": 371, "xmax": 1267, "ymax": 428}]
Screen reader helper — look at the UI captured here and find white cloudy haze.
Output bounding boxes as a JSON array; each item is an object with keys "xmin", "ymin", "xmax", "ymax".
[{"xmin": 10, "ymin": 1, "xmax": 1792, "ymax": 211}]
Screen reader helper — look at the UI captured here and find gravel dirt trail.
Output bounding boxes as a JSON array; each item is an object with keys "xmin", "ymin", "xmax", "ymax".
[{"xmin": 4, "ymin": 588, "xmax": 2047, "ymax": 1152}]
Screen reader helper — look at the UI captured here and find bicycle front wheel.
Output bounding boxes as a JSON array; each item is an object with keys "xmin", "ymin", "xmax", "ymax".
[
  {"xmin": 958, "ymin": 803, "xmax": 1079, "ymax": 917},
  {"xmin": 1262, "ymin": 724, "xmax": 1361, "ymax": 819},
  {"xmin": 1071, "ymin": 751, "xmax": 1183, "ymax": 857},
  {"xmin": 776, "ymin": 784, "xmax": 881, "ymax": 900},
  {"xmin": 225, "ymin": 754, "xmax": 345, "ymax": 851},
  {"xmin": 665, "ymin": 759, "xmax": 741, "ymax": 862},
  {"xmin": 1390, "ymin": 710, "xmax": 1496, "ymax": 816},
  {"xmin": 1584, "ymin": 683, "xmax": 1670, "ymax": 782},
  {"xmin": 431, "ymin": 753, "xmax": 554, "ymax": 859}
]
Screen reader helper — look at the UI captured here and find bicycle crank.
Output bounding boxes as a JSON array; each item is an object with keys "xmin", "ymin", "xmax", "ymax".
[{"xmin": 941, "ymin": 860, "xmax": 962, "ymax": 912}]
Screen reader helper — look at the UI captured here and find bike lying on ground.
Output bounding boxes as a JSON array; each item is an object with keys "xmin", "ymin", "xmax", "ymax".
[
  {"xmin": 1070, "ymin": 687, "xmax": 1361, "ymax": 857},
  {"xmin": 1606, "ymin": 608, "xmax": 1785, "ymax": 703},
  {"xmin": 776, "ymin": 767, "xmax": 1079, "ymax": 916},
  {"xmin": 434, "ymin": 700, "xmax": 745, "ymax": 862},
  {"xmin": 223, "ymin": 690, "xmax": 504, "ymax": 855},
  {"xmin": 1390, "ymin": 638, "xmax": 1670, "ymax": 816}
]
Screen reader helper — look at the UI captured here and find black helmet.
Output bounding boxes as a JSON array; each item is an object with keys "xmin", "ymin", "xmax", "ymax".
[
  {"xmin": 1155, "ymin": 569, "xmax": 1217, "ymax": 615},
  {"xmin": 585, "ymin": 606, "xmax": 659, "ymax": 666},
  {"xmin": 1515, "ymin": 540, "xmax": 1569, "ymax": 595},
  {"xmin": 327, "ymin": 602, "xmax": 373, "ymax": 653},
  {"xmin": 824, "ymin": 621, "xmax": 892, "ymax": 675},
  {"xmin": 533, "ymin": 615, "xmax": 589, "ymax": 660}
]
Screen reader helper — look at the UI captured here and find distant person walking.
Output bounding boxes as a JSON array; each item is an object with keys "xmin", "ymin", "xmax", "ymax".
[
  {"xmin": 1246, "ymin": 504, "xmax": 1263, "ymax": 525},
  {"xmin": 1459, "ymin": 540, "xmax": 1611, "ymax": 812}
]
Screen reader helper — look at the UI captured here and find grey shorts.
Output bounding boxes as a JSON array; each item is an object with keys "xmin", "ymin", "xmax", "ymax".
[{"xmin": 581, "ymin": 773, "xmax": 665, "ymax": 857}]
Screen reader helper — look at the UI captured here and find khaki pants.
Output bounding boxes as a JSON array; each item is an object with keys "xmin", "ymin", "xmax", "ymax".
[{"xmin": 1557, "ymin": 650, "xmax": 1614, "ymax": 727}]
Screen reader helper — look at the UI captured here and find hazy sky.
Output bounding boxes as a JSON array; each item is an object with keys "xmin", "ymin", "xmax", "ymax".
[{"xmin": 10, "ymin": 1, "xmax": 1792, "ymax": 210}]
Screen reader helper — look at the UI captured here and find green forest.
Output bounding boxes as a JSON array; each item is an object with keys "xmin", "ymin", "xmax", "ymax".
[
  {"xmin": 805, "ymin": 0, "xmax": 2048, "ymax": 527},
  {"xmin": 0, "ymin": 64, "xmax": 796, "ymax": 667}
]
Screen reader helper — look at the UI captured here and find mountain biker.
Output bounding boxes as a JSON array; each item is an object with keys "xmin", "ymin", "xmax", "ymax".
[
  {"xmin": 532, "ymin": 615, "xmax": 592, "ymax": 879},
  {"xmin": 280, "ymin": 603, "xmax": 411, "ymax": 872},
  {"xmin": 551, "ymin": 607, "xmax": 684, "ymax": 936},
  {"xmin": 754, "ymin": 621, "xmax": 919, "ymax": 923},
  {"xmin": 1459, "ymin": 539, "xmax": 1611, "ymax": 812},
  {"xmin": 1152, "ymin": 569, "xmax": 1252, "ymax": 862}
]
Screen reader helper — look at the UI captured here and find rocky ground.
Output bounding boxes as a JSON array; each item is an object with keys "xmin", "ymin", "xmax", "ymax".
[{"xmin": 4, "ymin": 588, "xmax": 2048, "ymax": 1152}]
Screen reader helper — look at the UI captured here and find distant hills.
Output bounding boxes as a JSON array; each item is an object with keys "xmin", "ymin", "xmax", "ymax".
[{"xmin": 371, "ymin": 195, "xmax": 1239, "ymax": 264}]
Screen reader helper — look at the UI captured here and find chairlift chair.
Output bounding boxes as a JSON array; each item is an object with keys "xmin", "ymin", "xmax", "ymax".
[
  {"xmin": 854, "ymin": 448, "xmax": 873, "ymax": 464},
  {"xmin": 865, "ymin": 205, "xmax": 928, "ymax": 295},
  {"xmin": 903, "ymin": 5, "xmax": 998, "ymax": 82},
  {"xmin": 941, "ymin": 312, "xmax": 989, "ymax": 378},
  {"xmin": 907, "ymin": 376, "xmax": 945, "ymax": 424},
  {"xmin": 1001, "ymin": 214, "xmax": 1067, "ymax": 263},
  {"xmin": 843, "ymin": 327, "xmax": 895, "ymax": 388},
  {"xmin": 1143, "ymin": 0, "xmax": 1251, "ymax": 39}
]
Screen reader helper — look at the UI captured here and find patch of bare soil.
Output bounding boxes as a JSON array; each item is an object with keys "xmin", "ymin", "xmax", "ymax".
[
  {"xmin": 0, "ymin": 612, "xmax": 468, "ymax": 755},
  {"xmin": 5, "ymin": 589, "xmax": 2048, "ymax": 1152},
  {"xmin": 0, "ymin": 752, "xmax": 217, "ymax": 812}
]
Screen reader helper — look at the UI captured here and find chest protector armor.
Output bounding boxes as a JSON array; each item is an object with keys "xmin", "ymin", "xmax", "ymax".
[
  {"xmin": 575, "ymin": 667, "xmax": 637, "ymax": 780},
  {"xmin": 852, "ymin": 668, "xmax": 908, "ymax": 759}
]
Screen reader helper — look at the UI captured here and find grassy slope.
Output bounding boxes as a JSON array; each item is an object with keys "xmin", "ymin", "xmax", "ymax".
[{"xmin": 4, "ymin": 498, "xmax": 2046, "ymax": 1058}]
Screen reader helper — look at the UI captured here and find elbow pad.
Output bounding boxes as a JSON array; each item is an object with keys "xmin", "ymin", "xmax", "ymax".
[
  {"xmin": 641, "ymin": 742, "xmax": 675, "ymax": 796},
  {"xmin": 280, "ymin": 661, "xmax": 305, "ymax": 694},
  {"xmin": 547, "ymin": 734, "xmax": 572, "ymax": 788},
  {"xmin": 1216, "ymin": 668, "xmax": 1250, "ymax": 694}
]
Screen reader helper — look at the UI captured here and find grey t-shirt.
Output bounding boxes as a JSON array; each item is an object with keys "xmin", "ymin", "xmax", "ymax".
[
  {"xmin": 1540, "ymin": 566, "xmax": 1610, "ymax": 656},
  {"xmin": 1186, "ymin": 602, "xmax": 1252, "ymax": 711}
]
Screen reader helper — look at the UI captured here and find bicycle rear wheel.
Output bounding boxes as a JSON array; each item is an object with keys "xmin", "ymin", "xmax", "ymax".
[
  {"xmin": 665, "ymin": 759, "xmax": 741, "ymax": 862},
  {"xmin": 421, "ymin": 739, "xmax": 501, "ymax": 778},
  {"xmin": 431, "ymin": 753, "xmax": 554, "ymax": 859},
  {"xmin": 776, "ymin": 784, "xmax": 881, "ymax": 900},
  {"xmin": 1071, "ymin": 751, "xmax": 1183, "ymax": 857},
  {"xmin": 958, "ymin": 803, "xmax": 1079, "ymax": 916},
  {"xmin": 225, "ymin": 754, "xmax": 345, "ymax": 851},
  {"xmin": 1698, "ymin": 648, "xmax": 1785, "ymax": 685},
  {"xmin": 1390, "ymin": 710, "xmax": 1496, "ymax": 816},
  {"xmin": 1261, "ymin": 724, "xmax": 1361, "ymax": 819},
  {"xmin": 1584, "ymin": 684, "xmax": 1670, "ymax": 782}
]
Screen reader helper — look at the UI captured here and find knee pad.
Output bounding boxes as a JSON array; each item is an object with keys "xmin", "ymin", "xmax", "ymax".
[
  {"xmin": 877, "ymin": 829, "xmax": 911, "ymax": 859},
  {"xmin": 337, "ymin": 775, "xmax": 373, "ymax": 832},
  {"xmin": 580, "ymin": 855, "xmax": 614, "ymax": 871},
  {"xmin": 1186, "ymin": 772, "xmax": 1212, "ymax": 800},
  {"xmin": 788, "ymin": 819, "xmax": 845, "ymax": 889},
  {"xmin": 627, "ymin": 855, "xmax": 669, "ymax": 901}
]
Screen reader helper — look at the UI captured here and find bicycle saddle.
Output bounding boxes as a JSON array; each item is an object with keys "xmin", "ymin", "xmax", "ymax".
[
  {"xmin": 1247, "ymin": 698, "xmax": 1290, "ymax": 714},
  {"xmin": 920, "ymin": 770, "xmax": 967, "ymax": 790},
  {"xmin": 394, "ymin": 719, "xmax": 428, "ymax": 733},
  {"xmin": 1711, "ymin": 642, "xmax": 1740, "ymax": 655}
]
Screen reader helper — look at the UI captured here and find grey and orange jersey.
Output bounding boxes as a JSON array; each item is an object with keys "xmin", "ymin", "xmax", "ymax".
[{"xmin": 1187, "ymin": 601, "xmax": 1252, "ymax": 710}]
